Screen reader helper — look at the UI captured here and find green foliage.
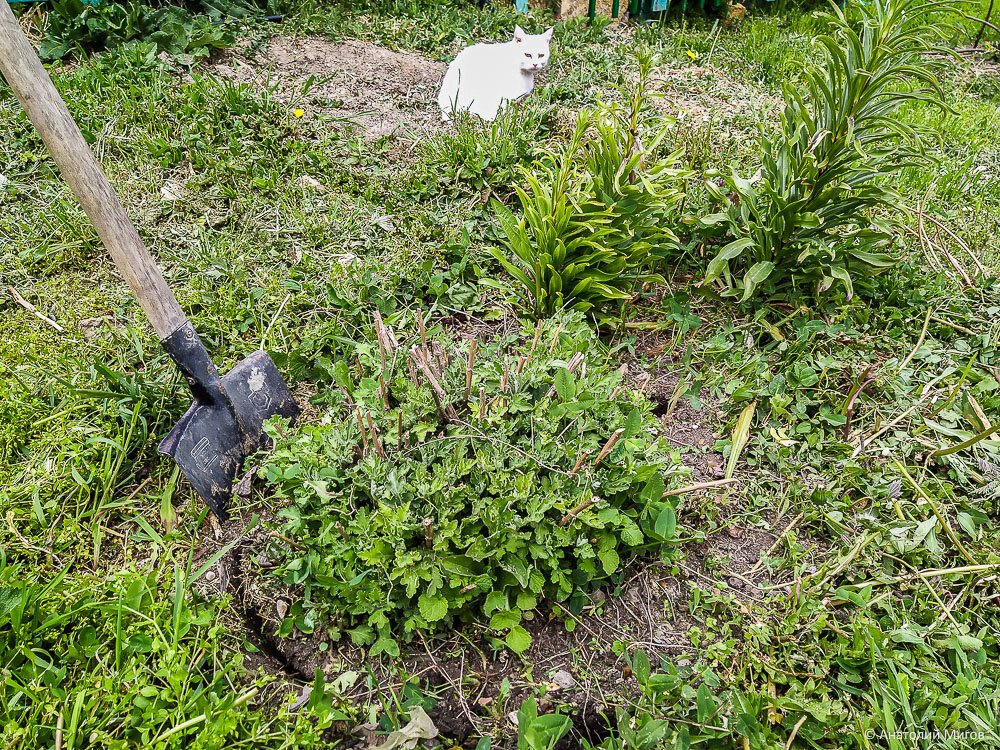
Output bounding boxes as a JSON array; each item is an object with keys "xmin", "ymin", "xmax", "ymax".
[
  {"xmin": 492, "ymin": 50, "xmax": 689, "ymax": 318},
  {"xmin": 36, "ymin": 0, "xmax": 277, "ymax": 61},
  {"xmin": 0, "ymin": 557, "xmax": 343, "ymax": 747},
  {"xmin": 419, "ymin": 93, "xmax": 558, "ymax": 196},
  {"xmin": 516, "ymin": 696, "xmax": 572, "ymax": 750},
  {"xmin": 258, "ymin": 313, "xmax": 681, "ymax": 654},
  {"xmin": 698, "ymin": 0, "xmax": 952, "ymax": 302}
]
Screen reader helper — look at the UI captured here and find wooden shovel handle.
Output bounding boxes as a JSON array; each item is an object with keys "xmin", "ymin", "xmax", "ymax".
[{"xmin": 0, "ymin": 2, "xmax": 186, "ymax": 339}]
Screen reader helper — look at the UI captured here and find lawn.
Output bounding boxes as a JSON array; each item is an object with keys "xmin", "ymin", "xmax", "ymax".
[{"xmin": 2, "ymin": 0, "xmax": 1000, "ymax": 747}]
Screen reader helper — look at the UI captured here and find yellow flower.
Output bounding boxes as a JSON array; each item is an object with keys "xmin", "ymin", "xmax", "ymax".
[
  {"xmin": 686, "ymin": 50, "xmax": 697, "ymax": 60},
  {"xmin": 293, "ymin": 108, "xmax": 305, "ymax": 118}
]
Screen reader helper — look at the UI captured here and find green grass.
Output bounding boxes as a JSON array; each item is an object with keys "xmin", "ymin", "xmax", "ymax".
[{"xmin": 3, "ymin": 0, "xmax": 1000, "ymax": 746}]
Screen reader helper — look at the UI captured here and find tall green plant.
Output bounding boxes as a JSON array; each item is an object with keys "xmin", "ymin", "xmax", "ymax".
[
  {"xmin": 699, "ymin": 0, "xmax": 953, "ymax": 301},
  {"xmin": 493, "ymin": 51, "xmax": 689, "ymax": 318}
]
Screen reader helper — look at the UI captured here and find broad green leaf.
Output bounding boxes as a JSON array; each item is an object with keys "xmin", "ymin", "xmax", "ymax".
[
  {"xmin": 506, "ymin": 625, "xmax": 531, "ymax": 653},
  {"xmin": 598, "ymin": 548, "xmax": 620, "ymax": 575}
]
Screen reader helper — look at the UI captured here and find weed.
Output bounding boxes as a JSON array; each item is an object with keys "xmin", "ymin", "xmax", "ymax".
[
  {"xmin": 698, "ymin": 0, "xmax": 953, "ymax": 301},
  {"xmin": 258, "ymin": 313, "xmax": 682, "ymax": 655},
  {"xmin": 493, "ymin": 51, "xmax": 689, "ymax": 318}
]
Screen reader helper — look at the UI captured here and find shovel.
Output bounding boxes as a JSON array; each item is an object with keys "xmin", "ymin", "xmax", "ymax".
[{"xmin": 0, "ymin": 3, "xmax": 299, "ymax": 520}]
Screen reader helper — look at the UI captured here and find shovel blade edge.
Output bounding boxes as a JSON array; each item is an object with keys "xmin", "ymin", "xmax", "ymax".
[{"xmin": 158, "ymin": 350, "xmax": 299, "ymax": 519}]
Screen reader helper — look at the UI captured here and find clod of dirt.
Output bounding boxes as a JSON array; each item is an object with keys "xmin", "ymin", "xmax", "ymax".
[{"xmin": 207, "ymin": 36, "xmax": 446, "ymax": 139}]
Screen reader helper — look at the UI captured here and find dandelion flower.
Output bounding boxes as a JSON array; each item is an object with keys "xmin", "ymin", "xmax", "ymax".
[
  {"xmin": 294, "ymin": 108, "xmax": 305, "ymax": 118},
  {"xmin": 686, "ymin": 50, "xmax": 698, "ymax": 60}
]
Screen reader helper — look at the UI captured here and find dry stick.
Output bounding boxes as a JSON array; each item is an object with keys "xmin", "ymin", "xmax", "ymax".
[
  {"xmin": 974, "ymin": 0, "xmax": 995, "ymax": 47},
  {"xmin": 851, "ymin": 369, "xmax": 951, "ymax": 456},
  {"xmin": 366, "ymin": 413, "xmax": 385, "ymax": 458},
  {"xmin": 908, "ymin": 222, "xmax": 945, "ymax": 277},
  {"xmin": 397, "ymin": 411, "xmax": 403, "ymax": 451},
  {"xmin": 374, "ymin": 317, "xmax": 387, "ymax": 372},
  {"xmin": 54, "ymin": 712, "xmax": 63, "ymax": 750},
  {"xmin": 813, "ymin": 532, "xmax": 876, "ymax": 591},
  {"xmin": 560, "ymin": 495, "xmax": 596, "ymax": 526},
  {"xmin": 375, "ymin": 310, "xmax": 399, "ymax": 358},
  {"xmin": 935, "ymin": 226, "xmax": 973, "ymax": 286},
  {"xmin": 382, "ymin": 318, "xmax": 400, "ymax": 349},
  {"xmin": 407, "ymin": 357, "xmax": 421, "ymax": 388},
  {"xmin": 635, "ymin": 373, "xmax": 651, "ymax": 395},
  {"xmin": 967, "ymin": 391, "xmax": 992, "ymax": 431},
  {"xmin": 923, "ymin": 211, "xmax": 989, "ymax": 276},
  {"xmin": 930, "ymin": 314, "xmax": 974, "ymax": 336},
  {"xmin": 548, "ymin": 321, "xmax": 564, "ymax": 354},
  {"xmin": 894, "ymin": 460, "xmax": 979, "ymax": 565},
  {"xmin": 378, "ymin": 374, "xmax": 391, "ymax": 410},
  {"xmin": 916, "ymin": 188, "xmax": 973, "ymax": 286},
  {"xmin": 500, "ymin": 356, "xmax": 510, "ymax": 392},
  {"xmin": 464, "ymin": 340, "xmax": 477, "ymax": 403},
  {"xmin": 747, "ymin": 512, "xmax": 804, "ymax": 578},
  {"xmin": 898, "ymin": 306, "xmax": 933, "ymax": 373},
  {"xmin": 783, "ymin": 714, "xmax": 808, "ymax": 750},
  {"xmin": 593, "ymin": 428, "xmax": 626, "ymax": 468},
  {"xmin": 7, "ymin": 287, "xmax": 64, "ymax": 332},
  {"xmin": 433, "ymin": 341, "xmax": 447, "ymax": 375},
  {"xmin": 423, "ymin": 518, "xmax": 434, "ymax": 548},
  {"xmin": 609, "ymin": 365, "xmax": 628, "ymax": 400},
  {"xmin": 354, "ymin": 408, "xmax": 369, "ymax": 456},
  {"xmin": 848, "ymin": 563, "xmax": 999, "ymax": 590},
  {"xmin": 268, "ymin": 530, "xmax": 306, "ymax": 551},
  {"xmin": 662, "ymin": 478, "xmax": 737, "ymax": 498},
  {"xmin": 517, "ymin": 319, "xmax": 544, "ymax": 374},
  {"xmin": 6, "ymin": 510, "xmax": 59, "ymax": 564},
  {"xmin": 411, "ymin": 348, "xmax": 456, "ymax": 421},
  {"xmin": 417, "ymin": 308, "xmax": 428, "ymax": 350},
  {"xmin": 881, "ymin": 551, "xmax": 962, "ymax": 631},
  {"xmin": 570, "ymin": 450, "xmax": 593, "ymax": 477}
]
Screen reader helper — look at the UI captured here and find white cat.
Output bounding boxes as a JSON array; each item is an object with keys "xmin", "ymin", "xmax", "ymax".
[{"xmin": 438, "ymin": 26, "xmax": 553, "ymax": 122}]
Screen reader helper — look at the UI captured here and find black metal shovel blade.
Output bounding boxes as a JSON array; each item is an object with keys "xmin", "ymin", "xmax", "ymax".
[{"xmin": 158, "ymin": 349, "xmax": 299, "ymax": 519}]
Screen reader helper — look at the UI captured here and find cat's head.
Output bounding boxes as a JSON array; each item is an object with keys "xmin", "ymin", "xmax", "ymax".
[{"xmin": 514, "ymin": 25, "xmax": 553, "ymax": 72}]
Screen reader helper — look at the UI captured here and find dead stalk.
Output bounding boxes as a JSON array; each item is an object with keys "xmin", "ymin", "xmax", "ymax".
[
  {"xmin": 417, "ymin": 308, "xmax": 428, "ymax": 349},
  {"xmin": 518, "ymin": 319, "xmax": 543, "ymax": 374},
  {"xmin": 570, "ymin": 449, "xmax": 593, "ymax": 477},
  {"xmin": 464, "ymin": 340, "xmax": 477, "ymax": 403},
  {"xmin": 366, "ymin": 413, "xmax": 385, "ymax": 458},
  {"xmin": 594, "ymin": 428, "xmax": 626, "ymax": 468},
  {"xmin": 662, "ymin": 478, "xmax": 737, "ymax": 497},
  {"xmin": 355, "ymin": 409, "xmax": 369, "ymax": 455},
  {"xmin": 560, "ymin": 495, "xmax": 597, "ymax": 526}
]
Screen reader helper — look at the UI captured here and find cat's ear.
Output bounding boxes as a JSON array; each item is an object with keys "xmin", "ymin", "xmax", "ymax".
[
  {"xmin": 543, "ymin": 26, "xmax": 554, "ymax": 40},
  {"xmin": 514, "ymin": 25, "xmax": 525, "ymax": 42}
]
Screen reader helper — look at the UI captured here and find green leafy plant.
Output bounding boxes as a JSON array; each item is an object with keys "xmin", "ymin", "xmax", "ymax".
[
  {"xmin": 698, "ymin": 0, "xmax": 952, "ymax": 301},
  {"xmin": 0, "ymin": 557, "xmax": 344, "ymax": 747},
  {"xmin": 36, "ymin": 0, "xmax": 272, "ymax": 61},
  {"xmin": 419, "ymin": 92, "xmax": 558, "ymax": 196},
  {"xmin": 516, "ymin": 696, "xmax": 572, "ymax": 750},
  {"xmin": 258, "ymin": 312, "xmax": 682, "ymax": 655},
  {"xmin": 492, "ymin": 50, "xmax": 689, "ymax": 318}
]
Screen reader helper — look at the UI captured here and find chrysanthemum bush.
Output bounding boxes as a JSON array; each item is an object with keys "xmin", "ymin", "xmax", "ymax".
[{"xmin": 257, "ymin": 312, "xmax": 682, "ymax": 655}]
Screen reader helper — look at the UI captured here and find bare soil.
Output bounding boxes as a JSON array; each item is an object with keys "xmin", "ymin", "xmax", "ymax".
[{"xmin": 207, "ymin": 36, "xmax": 446, "ymax": 140}]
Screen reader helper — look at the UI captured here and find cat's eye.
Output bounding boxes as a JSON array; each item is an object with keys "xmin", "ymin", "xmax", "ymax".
[{"xmin": 524, "ymin": 53, "xmax": 532, "ymax": 58}]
